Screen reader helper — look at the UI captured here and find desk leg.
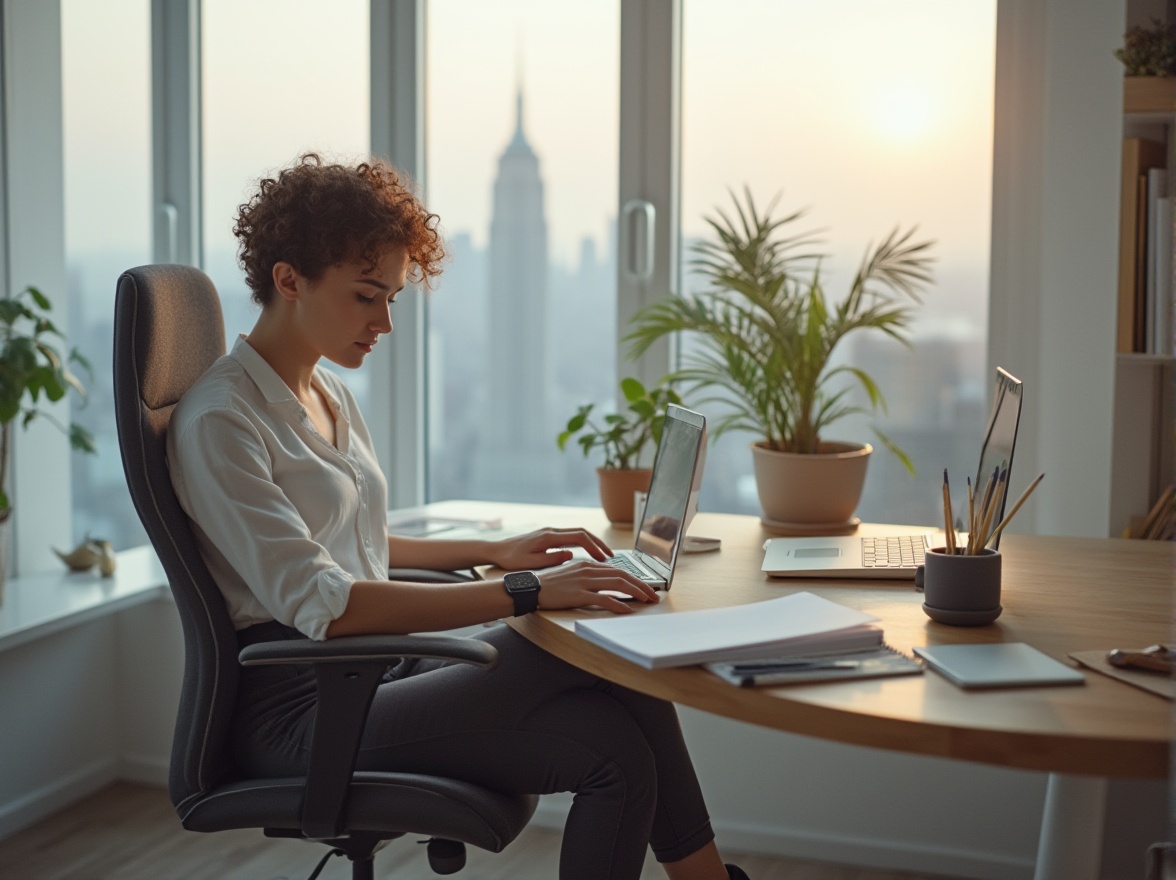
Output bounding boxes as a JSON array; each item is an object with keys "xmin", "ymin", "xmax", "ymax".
[{"xmin": 1033, "ymin": 773, "xmax": 1108, "ymax": 880}]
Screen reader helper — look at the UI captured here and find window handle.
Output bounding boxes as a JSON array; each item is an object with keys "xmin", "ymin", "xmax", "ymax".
[
  {"xmin": 621, "ymin": 199, "xmax": 656, "ymax": 281},
  {"xmin": 157, "ymin": 203, "xmax": 179, "ymax": 263}
]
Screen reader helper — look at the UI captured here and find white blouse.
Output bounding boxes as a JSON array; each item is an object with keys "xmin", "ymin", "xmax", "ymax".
[{"xmin": 168, "ymin": 336, "xmax": 389, "ymax": 640}]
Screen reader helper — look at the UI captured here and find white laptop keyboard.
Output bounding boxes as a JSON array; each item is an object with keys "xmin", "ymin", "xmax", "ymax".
[
  {"xmin": 604, "ymin": 554, "xmax": 660, "ymax": 582},
  {"xmin": 861, "ymin": 535, "xmax": 926, "ymax": 569}
]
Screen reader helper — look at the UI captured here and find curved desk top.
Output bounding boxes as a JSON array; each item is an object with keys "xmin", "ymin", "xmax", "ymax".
[{"xmin": 431, "ymin": 501, "xmax": 1173, "ymax": 779}]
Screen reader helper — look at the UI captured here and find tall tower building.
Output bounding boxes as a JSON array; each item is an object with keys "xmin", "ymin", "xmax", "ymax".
[{"xmin": 471, "ymin": 86, "xmax": 559, "ymax": 500}]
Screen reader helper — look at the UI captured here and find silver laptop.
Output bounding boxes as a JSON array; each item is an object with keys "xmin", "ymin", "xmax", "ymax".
[
  {"xmin": 761, "ymin": 368, "xmax": 1023, "ymax": 579},
  {"xmin": 598, "ymin": 404, "xmax": 706, "ymax": 591}
]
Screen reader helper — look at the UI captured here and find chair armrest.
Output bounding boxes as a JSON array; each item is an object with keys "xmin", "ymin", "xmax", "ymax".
[
  {"xmin": 238, "ymin": 633, "xmax": 498, "ymax": 669},
  {"xmin": 238, "ymin": 633, "xmax": 498, "ymax": 840},
  {"xmin": 387, "ymin": 567, "xmax": 481, "ymax": 584}
]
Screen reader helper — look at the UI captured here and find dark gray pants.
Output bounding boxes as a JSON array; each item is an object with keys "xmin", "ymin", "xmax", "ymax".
[{"xmin": 233, "ymin": 622, "xmax": 715, "ymax": 880}]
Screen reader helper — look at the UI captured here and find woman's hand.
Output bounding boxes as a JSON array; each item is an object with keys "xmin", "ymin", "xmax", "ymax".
[
  {"xmin": 487, "ymin": 527, "xmax": 614, "ymax": 571},
  {"xmin": 533, "ymin": 560, "xmax": 660, "ymax": 614}
]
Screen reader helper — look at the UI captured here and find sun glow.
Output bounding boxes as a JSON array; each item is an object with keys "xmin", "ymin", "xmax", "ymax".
[{"xmin": 874, "ymin": 85, "xmax": 936, "ymax": 143}]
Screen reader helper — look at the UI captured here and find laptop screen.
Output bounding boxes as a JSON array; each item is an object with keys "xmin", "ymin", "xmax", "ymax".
[
  {"xmin": 975, "ymin": 367, "xmax": 1023, "ymax": 548},
  {"xmin": 634, "ymin": 405, "xmax": 706, "ymax": 570}
]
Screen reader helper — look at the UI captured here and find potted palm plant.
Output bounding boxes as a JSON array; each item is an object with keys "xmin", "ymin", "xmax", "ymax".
[
  {"xmin": 626, "ymin": 189, "xmax": 933, "ymax": 527},
  {"xmin": 0, "ymin": 285, "xmax": 96, "ymax": 597},
  {"xmin": 557, "ymin": 377, "xmax": 682, "ymax": 526}
]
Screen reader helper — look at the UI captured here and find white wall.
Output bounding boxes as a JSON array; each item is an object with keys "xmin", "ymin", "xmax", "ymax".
[{"xmin": 988, "ymin": 0, "xmax": 1125, "ymax": 537}]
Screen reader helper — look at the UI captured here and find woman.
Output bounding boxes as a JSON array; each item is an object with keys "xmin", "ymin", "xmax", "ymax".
[{"xmin": 168, "ymin": 153, "xmax": 751, "ymax": 880}]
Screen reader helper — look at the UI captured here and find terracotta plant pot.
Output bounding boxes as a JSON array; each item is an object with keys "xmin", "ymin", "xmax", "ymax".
[
  {"xmin": 750, "ymin": 441, "xmax": 872, "ymax": 525},
  {"xmin": 597, "ymin": 468, "xmax": 652, "ymax": 527}
]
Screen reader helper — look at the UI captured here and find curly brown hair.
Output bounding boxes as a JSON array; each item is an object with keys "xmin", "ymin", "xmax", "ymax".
[{"xmin": 233, "ymin": 153, "xmax": 445, "ymax": 305}]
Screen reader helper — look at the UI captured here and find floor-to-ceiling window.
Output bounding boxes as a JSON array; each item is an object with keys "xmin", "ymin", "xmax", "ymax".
[
  {"xmin": 681, "ymin": 0, "xmax": 997, "ymax": 526},
  {"xmin": 425, "ymin": 0, "xmax": 621, "ymax": 505},
  {"xmin": 63, "ymin": 0, "xmax": 152, "ymax": 549},
  {"xmin": 201, "ymin": 0, "xmax": 372, "ymax": 413}
]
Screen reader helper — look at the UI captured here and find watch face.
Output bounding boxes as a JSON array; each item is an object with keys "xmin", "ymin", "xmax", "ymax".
[{"xmin": 505, "ymin": 571, "xmax": 540, "ymax": 593}]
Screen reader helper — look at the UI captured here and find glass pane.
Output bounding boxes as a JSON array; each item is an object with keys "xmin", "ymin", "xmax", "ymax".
[
  {"xmin": 63, "ymin": 0, "xmax": 152, "ymax": 550},
  {"xmin": 681, "ymin": 0, "xmax": 996, "ymax": 527},
  {"xmin": 202, "ymin": 0, "xmax": 370, "ymax": 411},
  {"xmin": 425, "ymin": 0, "xmax": 620, "ymax": 504}
]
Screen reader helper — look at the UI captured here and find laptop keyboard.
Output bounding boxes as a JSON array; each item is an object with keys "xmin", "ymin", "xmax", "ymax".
[
  {"xmin": 861, "ymin": 535, "xmax": 925, "ymax": 569},
  {"xmin": 604, "ymin": 554, "xmax": 660, "ymax": 582}
]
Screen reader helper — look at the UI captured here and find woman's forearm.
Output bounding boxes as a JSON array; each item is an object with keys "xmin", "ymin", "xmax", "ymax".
[
  {"xmin": 386, "ymin": 534, "xmax": 495, "ymax": 572},
  {"xmin": 326, "ymin": 578, "xmax": 513, "ymax": 637}
]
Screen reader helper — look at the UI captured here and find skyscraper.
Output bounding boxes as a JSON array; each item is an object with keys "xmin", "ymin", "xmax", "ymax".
[{"xmin": 470, "ymin": 86, "xmax": 560, "ymax": 500}]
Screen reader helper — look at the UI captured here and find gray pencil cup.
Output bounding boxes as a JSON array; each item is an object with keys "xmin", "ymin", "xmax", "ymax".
[{"xmin": 920, "ymin": 548, "xmax": 1002, "ymax": 626}]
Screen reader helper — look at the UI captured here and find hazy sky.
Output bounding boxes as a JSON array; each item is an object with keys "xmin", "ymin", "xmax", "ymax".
[{"xmin": 62, "ymin": 0, "xmax": 996, "ymax": 300}]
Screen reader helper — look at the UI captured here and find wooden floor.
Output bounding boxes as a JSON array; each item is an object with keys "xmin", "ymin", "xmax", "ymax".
[{"xmin": 0, "ymin": 783, "xmax": 954, "ymax": 880}]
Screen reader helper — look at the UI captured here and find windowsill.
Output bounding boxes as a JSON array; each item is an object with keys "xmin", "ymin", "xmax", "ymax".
[{"xmin": 0, "ymin": 546, "xmax": 169, "ymax": 654}]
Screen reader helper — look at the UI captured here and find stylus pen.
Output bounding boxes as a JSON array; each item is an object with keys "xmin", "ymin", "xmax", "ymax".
[{"xmin": 729, "ymin": 660, "xmax": 862, "ymax": 674}]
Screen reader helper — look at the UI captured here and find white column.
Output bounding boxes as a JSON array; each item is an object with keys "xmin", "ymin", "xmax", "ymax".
[
  {"xmin": 988, "ymin": 0, "xmax": 1124, "ymax": 537},
  {"xmin": 617, "ymin": 0, "xmax": 680, "ymax": 390},
  {"xmin": 151, "ymin": 0, "xmax": 202, "ymax": 267},
  {"xmin": 370, "ymin": 0, "xmax": 426, "ymax": 507},
  {"xmin": 2, "ymin": 0, "xmax": 71, "ymax": 575}
]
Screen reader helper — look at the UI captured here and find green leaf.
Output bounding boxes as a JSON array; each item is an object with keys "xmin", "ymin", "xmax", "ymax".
[
  {"xmin": 70, "ymin": 422, "xmax": 97, "ymax": 454},
  {"xmin": 620, "ymin": 376, "xmax": 645, "ymax": 403},
  {"xmin": 26, "ymin": 286, "xmax": 51, "ymax": 311}
]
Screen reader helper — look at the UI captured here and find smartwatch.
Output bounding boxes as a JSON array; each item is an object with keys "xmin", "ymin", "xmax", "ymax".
[{"xmin": 503, "ymin": 570, "xmax": 541, "ymax": 616}]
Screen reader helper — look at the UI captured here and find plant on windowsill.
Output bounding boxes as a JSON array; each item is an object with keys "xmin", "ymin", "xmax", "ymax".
[
  {"xmin": 1115, "ymin": 18, "xmax": 1176, "ymax": 76},
  {"xmin": 557, "ymin": 377, "xmax": 683, "ymax": 526},
  {"xmin": 0, "ymin": 285, "xmax": 96, "ymax": 596},
  {"xmin": 625, "ymin": 188, "xmax": 934, "ymax": 529}
]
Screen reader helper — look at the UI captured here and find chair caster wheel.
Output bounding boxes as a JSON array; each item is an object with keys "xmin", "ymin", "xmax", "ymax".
[{"xmin": 426, "ymin": 838, "xmax": 466, "ymax": 875}]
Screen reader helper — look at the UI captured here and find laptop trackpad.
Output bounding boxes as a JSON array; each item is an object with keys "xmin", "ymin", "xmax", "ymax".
[{"xmin": 795, "ymin": 547, "xmax": 842, "ymax": 558}]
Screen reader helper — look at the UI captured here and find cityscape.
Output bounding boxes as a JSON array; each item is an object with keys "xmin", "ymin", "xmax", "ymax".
[{"xmin": 66, "ymin": 85, "xmax": 989, "ymax": 550}]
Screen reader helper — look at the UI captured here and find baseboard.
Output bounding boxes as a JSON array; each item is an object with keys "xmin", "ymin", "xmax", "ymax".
[
  {"xmin": 119, "ymin": 753, "xmax": 170, "ymax": 787},
  {"xmin": 530, "ymin": 797, "xmax": 1034, "ymax": 880},
  {"xmin": 0, "ymin": 757, "xmax": 119, "ymax": 840}
]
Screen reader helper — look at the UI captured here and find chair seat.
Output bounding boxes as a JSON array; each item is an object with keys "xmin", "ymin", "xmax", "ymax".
[{"xmin": 179, "ymin": 772, "xmax": 538, "ymax": 853}]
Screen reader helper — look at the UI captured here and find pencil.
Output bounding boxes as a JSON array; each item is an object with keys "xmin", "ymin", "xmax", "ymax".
[
  {"xmin": 974, "ymin": 466, "xmax": 998, "ymax": 553},
  {"xmin": 942, "ymin": 469, "xmax": 955, "ymax": 554},
  {"xmin": 978, "ymin": 468, "xmax": 1007, "ymax": 549},
  {"xmin": 966, "ymin": 476, "xmax": 975, "ymax": 555},
  {"xmin": 985, "ymin": 472, "xmax": 1045, "ymax": 548}
]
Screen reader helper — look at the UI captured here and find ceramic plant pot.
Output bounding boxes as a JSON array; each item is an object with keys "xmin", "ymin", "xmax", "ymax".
[
  {"xmin": 597, "ymin": 468, "xmax": 653, "ymax": 527},
  {"xmin": 750, "ymin": 441, "xmax": 872, "ymax": 526}
]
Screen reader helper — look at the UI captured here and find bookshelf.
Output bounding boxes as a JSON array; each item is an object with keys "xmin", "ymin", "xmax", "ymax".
[{"xmin": 1112, "ymin": 75, "xmax": 1176, "ymax": 537}]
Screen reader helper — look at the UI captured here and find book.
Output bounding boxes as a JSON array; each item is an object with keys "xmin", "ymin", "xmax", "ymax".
[
  {"xmin": 572, "ymin": 591, "xmax": 881, "ymax": 669},
  {"xmin": 706, "ymin": 644, "xmax": 923, "ymax": 687},
  {"xmin": 1118, "ymin": 138, "xmax": 1166, "ymax": 353},
  {"xmin": 1146, "ymin": 169, "xmax": 1172, "ymax": 355},
  {"xmin": 913, "ymin": 643, "xmax": 1084, "ymax": 690}
]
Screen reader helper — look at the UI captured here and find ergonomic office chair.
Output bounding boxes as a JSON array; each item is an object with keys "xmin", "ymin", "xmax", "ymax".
[{"xmin": 113, "ymin": 264, "xmax": 537, "ymax": 879}]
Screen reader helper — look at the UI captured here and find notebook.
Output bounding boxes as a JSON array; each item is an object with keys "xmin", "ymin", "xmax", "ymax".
[
  {"xmin": 706, "ymin": 644, "xmax": 923, "ymax": 687},
  {"xmin": 913, "ymin": 643, "xmax": 1085, "ymax": 689},
  {"xmin": 573, "ymin": 591, "xmax": 880, "ymax": 669},
  {"xmin": 761, "ymin": 367, "xmax": 1024, "ymax": 579},
  {"xmin": 594, "ymin": 404, "xmax": 706, "ymax": 592}
]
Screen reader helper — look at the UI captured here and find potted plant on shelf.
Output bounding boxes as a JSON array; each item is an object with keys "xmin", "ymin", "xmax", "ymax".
[
  {"xmin": 625, "ymin": 188, "xmax": 933, "ymax": 529},
  {"xmin": 557, "ymin": 377, "xmax": 682, "ymax": 526},
  {"xmin": 0, "ymin": 285, "xmax": 96, "ymax": 597}
]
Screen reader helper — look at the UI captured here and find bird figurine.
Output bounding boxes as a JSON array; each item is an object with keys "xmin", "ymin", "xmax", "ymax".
[{"xmin": 54, "ymin": 538, "xmax": 116, "ymax": 576}]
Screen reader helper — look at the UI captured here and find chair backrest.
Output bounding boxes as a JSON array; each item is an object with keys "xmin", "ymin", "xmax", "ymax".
[{"xmin": 113, "ymin": 264, "xmax": 236, "ymax": 811}]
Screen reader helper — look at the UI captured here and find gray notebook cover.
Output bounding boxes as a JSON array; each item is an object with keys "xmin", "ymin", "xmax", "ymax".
[{"xmin": 913, "ymin": 643, "xmax": 1085, "ymax": 689}]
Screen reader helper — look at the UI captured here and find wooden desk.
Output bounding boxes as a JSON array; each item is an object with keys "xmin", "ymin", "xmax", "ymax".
[{"xmin": 422, "ymin": 500, "xmax": 1173, "ymax": 878}]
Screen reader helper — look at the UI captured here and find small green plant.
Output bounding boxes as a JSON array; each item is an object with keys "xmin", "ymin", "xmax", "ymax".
[
  {"xmin": 0, "ymin": 286, "xmax": 96, "ymax": 516},
  {"xmin": 557, "ymin": 377, "xmax": 683, "ymax": 470},
  {"xmin": 625, "ymin": 188, "xmax": 934, "ymax": 471},
  {"xmin": 1116, "ymin": 18, "xmax": 1176, "ymax": 76}
]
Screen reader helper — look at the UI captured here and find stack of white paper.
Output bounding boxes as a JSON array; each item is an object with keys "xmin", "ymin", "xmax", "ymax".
[{"xmin": 573, "ymin": 591, "xmax": 881, "ymax": 669}]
